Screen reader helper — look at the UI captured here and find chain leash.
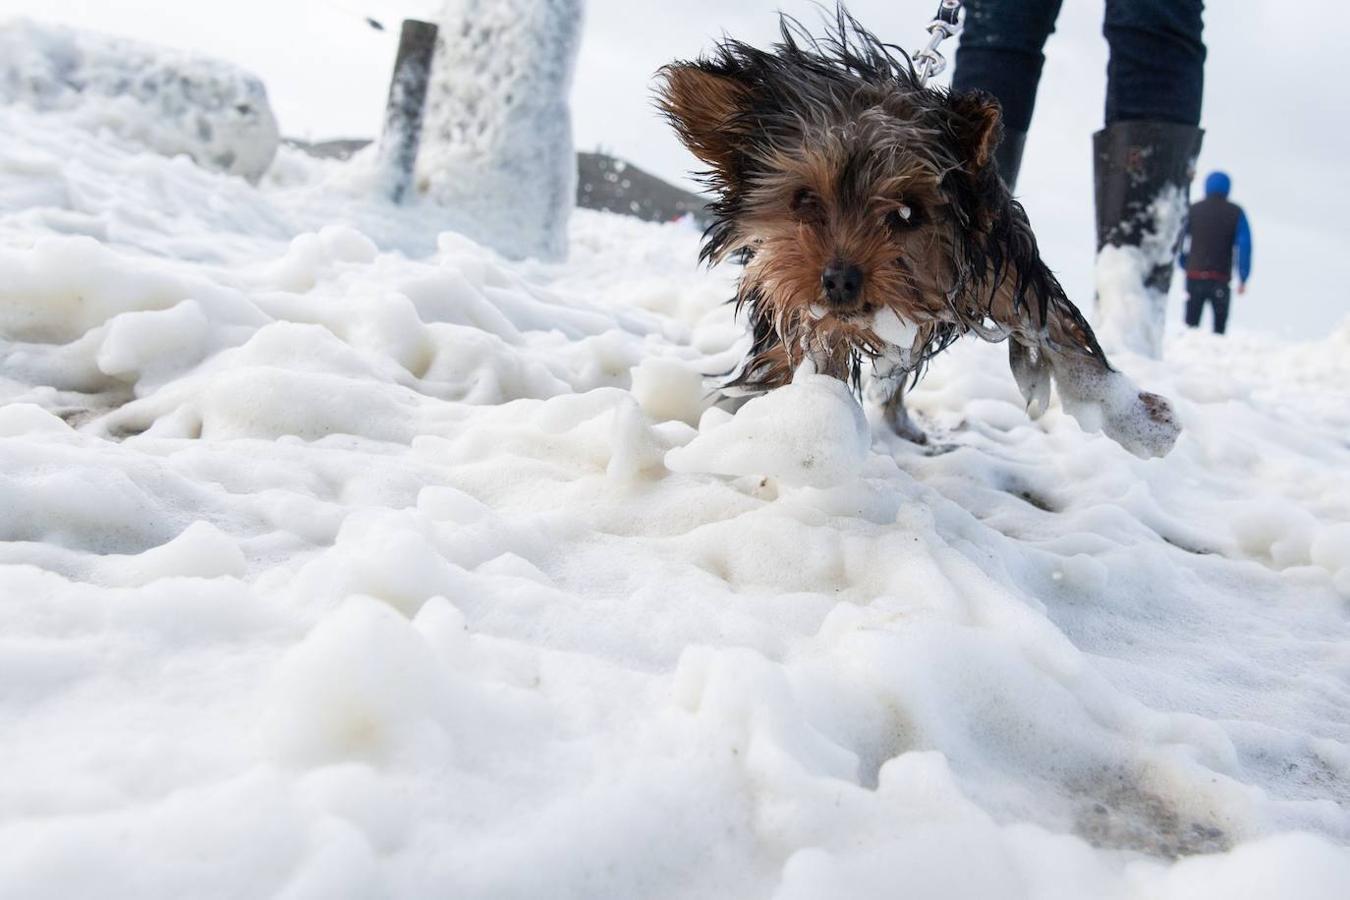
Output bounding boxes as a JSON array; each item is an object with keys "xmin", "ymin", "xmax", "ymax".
[{"xmin": 912, "ymin": 0, "xmax": 964, "ymax": 86}]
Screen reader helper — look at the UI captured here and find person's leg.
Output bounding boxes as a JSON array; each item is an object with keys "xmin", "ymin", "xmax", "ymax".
[
  {"xmin": 1093, "ymin": 0, "xmax": 1206, "ymax": 358},
  {"xmin": 1103, "ymin": 0, "xmax": 1206, "ymax": 126},
  {"xmin": 1211, "ymin": 283, "xmax": 1231, "ymax": 334},
  {"xmin": 951, "ymin": 0, "xmax": 1065, "ymax": 191},
  {"xmin": 1184, "ymin": 281, "xmax": 1204, "ymax": 328}
]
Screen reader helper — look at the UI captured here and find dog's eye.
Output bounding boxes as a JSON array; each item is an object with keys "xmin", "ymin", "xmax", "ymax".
[
  {"xmin": 790, "ymin": 188, "xmax": 822, "ymax": 219},
  {"xmin": 886, "ymin": 202, "xmax": 925, "ymax": 231}
]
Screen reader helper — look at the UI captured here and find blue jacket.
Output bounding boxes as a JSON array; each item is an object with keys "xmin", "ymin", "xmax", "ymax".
[{"xmin": 1180, "ymin": 171, "xmax": 1252, "ymax": 283}]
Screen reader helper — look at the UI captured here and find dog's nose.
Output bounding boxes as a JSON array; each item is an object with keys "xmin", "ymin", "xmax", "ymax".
[{"xmin": 821, "ymin": 262, "xmax": 864, "ymax": 305}]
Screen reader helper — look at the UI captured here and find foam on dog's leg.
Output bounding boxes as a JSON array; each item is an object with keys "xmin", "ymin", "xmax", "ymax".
[
  {"xmin": 1051, "ymin": 355, "xmax": 1181, "ymax": 459},
  {"xmin": 871, "ymin": 308, "xmax": 919, "ymax": 352},
  {"xmin": 1009, "ymin": 339, "xmax": 1053, "ymax": 420},
  {"xmin": 869, "ymin": 309, "xmax": 918, "ymax": 381}
]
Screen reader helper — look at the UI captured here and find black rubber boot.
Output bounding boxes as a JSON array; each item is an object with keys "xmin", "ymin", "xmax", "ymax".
[
  {"xmin": 993, "ymin": 129, "xmax": 1027, "ymax": 194},
  {"xmin": 1092, "ymin": 121, "xmax": 1203, "ymax": 358}
]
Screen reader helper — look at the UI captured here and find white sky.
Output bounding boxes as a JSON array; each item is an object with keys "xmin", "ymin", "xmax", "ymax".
[{"xmin": 2, "ymin": 0, "xmax": 1346, "ymax": 338}]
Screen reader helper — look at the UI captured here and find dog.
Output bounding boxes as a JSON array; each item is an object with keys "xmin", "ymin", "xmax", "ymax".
[{"xmin": 657, "ymin": 10, "xmax": 1181, "ymax": 458}]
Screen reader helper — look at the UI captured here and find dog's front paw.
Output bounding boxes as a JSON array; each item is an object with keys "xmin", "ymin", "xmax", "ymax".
[
  {"xmin": 1139, "ymin": 391, "xmax": 1178, "ymax": 430},
  {"xmin": 1102, "ymin": 390, "xmax": 1182, "ymax": 459}
]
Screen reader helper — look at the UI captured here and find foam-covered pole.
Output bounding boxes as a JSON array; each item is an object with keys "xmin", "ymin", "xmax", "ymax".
[{"xmin": 378, "ymin": 19, "xmax": 438, "ymax": 203}]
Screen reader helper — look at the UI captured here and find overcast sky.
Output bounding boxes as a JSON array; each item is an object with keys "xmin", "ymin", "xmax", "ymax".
[{"xmin": 3, "ymin": 0, "xmax": 1346, "ymax": 338}]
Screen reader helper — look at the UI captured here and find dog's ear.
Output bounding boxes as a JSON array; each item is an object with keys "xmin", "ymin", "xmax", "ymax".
[
  {"xmin": 657, "ymin": 63, "xmax": 751, "ymax": 181},
  {"xmin": 948, "ymin": 90, "xmax": 1003, "ymax": 172}
]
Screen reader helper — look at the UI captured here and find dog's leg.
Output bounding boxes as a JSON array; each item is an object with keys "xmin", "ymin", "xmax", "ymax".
[
  {"xmin": 1035, "ymin": 294, "xmax": 1181, "ymax": 459},
  {"xmin": 796, "ymin": 340, "xmax": 853, "ymax": 383},
  {"xmin": 1045, "ymin": 351, "xmax": 1179, "ymax": 458},
  {"xmin": 881, "ymin": 381, "xmax": 928, "ymax": 444},
  {"xmin": 988, "ymin": 281, "xmax": 1179, "ymax": 457}
]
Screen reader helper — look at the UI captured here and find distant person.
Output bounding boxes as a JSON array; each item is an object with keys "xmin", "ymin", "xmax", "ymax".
[{"xmin": 1179, "ymin": 171, "xmax": 1252, "ymax": 335}]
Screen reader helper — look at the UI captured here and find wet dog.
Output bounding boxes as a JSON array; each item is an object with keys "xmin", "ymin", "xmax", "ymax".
[{"xmin": 657, "ymin": 11, "xmax": 1180, "ymax": 457}]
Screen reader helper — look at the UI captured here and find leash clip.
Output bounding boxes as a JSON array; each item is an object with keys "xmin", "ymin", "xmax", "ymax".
[{"xmin": 913, "ymin": 0, "xmax": 964, "ymax": 86}]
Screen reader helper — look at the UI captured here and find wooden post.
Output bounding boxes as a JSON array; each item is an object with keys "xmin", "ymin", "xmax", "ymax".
[{"xmin": 379, "ymin": 19, "xmax": 438, "ymax": 203}]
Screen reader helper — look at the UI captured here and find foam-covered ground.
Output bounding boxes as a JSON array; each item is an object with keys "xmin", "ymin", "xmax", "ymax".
[{"xmin": 2, "ymin": 104, "xmax": 1349, "ymax": 899}]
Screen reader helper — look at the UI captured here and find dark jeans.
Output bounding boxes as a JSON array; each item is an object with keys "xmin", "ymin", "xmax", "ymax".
[
  {"xmin": 1184, "ymin": 279, "xmax": 1230, "ymax": 334},
  {"xmin": 952, "ymin": 0, "xmax": 1207, "ymax": 132}
]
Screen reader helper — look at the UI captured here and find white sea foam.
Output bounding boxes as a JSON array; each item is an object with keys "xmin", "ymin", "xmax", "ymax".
[{"xmin": 1, "ymin": 93, "xmax": 1349, "ymax": 899}]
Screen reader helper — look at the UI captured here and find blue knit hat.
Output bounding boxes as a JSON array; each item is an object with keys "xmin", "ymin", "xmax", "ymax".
[{"xmin": 1205, "ymin": 171, "xmax": 1231, "ymax": 197}]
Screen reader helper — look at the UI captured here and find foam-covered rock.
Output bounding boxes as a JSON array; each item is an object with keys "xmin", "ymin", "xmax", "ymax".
[
  {"xmin": 416, "ymin": 0, "xmax": 583, "ymax": 260},
  {"xmin": 0, "ymin": 19, "xmax": 279, "ymax": 181}
]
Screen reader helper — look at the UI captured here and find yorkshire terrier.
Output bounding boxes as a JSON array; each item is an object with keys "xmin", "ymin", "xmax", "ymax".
[{"xmin": 658, "ymin": 11, "xmax": 1181, "ymax": 458}]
